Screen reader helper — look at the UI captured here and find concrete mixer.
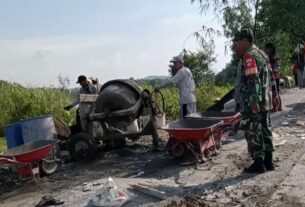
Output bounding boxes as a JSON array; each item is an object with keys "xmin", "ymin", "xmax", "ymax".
[{"xmin": 68, "ymin": 79, "xmax": 165, "ymax": 161}]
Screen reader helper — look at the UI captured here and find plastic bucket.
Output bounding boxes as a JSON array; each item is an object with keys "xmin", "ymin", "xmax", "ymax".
[
  {"xmin": 20, "ymin": 115, "xmax": 56, "ymax": 143},
  {"xmin": 5, "ymin": 123, "xmax": 24, "ymax": 149}
]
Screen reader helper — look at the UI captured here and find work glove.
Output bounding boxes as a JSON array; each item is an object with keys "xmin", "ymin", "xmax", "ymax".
[{"xmin": 64, "ymin": 105, "xmax": 72, "ymax": 111}]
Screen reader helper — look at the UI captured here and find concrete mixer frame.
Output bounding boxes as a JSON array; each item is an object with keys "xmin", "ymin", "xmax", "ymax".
[{"xmin": 68, "ymin": 88, "xmax": 163, "ymax": 161}]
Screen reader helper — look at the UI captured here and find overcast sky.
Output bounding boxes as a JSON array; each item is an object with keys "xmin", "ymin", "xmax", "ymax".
[{"xmin": 0, "ymin": 0, "xmax": 231, "ymax": 87}]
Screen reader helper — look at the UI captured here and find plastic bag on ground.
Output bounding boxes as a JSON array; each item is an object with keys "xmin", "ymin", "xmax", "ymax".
[{"xmin": 92, "ymin": 177, "xmax": 130, "ymax": 207}]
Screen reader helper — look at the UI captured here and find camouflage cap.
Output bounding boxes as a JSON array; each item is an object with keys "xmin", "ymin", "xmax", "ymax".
[{"xmin": 233, "ymin": 28, "xmax": 254, "ymax": 42}]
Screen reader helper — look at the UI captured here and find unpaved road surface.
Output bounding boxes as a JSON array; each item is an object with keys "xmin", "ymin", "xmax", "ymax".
[{"xmin": 1, "ymin": 88, "xmax": 305, "ymax": 207}]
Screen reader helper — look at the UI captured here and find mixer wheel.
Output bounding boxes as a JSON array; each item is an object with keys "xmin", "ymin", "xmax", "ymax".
[{"xmin": 69, "ymin": 133, "xmax": 98, "ymax": 161}]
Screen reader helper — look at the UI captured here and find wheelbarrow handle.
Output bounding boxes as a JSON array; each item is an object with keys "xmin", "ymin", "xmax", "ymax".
[
  {"xmin": 231, "ymin": 116, "xmax": 242, "ymax": 125},
  {"xmin": 0, "ymin": 157, "xmax": 17, "ymax": 164},
  {"xmin": 0, "ymin": 157, "xmax": 28, "ymax": 166},
  {"xmin": 212, "ymin": 123, "xmax": 228, "ymax": 133}
]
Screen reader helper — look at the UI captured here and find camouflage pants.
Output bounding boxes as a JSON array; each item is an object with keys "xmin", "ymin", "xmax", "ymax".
[{"xmin": 240, "ymin": 111, "xmax": 274, "ymax": 159}]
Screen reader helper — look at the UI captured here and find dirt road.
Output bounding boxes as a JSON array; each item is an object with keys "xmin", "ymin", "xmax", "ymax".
[{"xmin": 1, "ymin": 88, "xmax": 305, "ymax": 207}]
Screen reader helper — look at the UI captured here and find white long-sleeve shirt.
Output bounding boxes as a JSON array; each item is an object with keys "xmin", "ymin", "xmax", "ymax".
[{"xmin": 160, "ymin": 67, "xmax": 196, "ymax": 104}]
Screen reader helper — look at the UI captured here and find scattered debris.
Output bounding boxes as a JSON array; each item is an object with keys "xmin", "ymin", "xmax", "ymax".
[
  {"xmin": 273, "ymin": 133, "xmax": 280, "ymax": 139},
  {"xmin": 274, "ymin": 140, "xmax": 287, "ymax": 147},
  {"xmin": 83, "ymin": 183, "xmax": 94, "ymax": 192},
  {"xmin": 35, "ymin": 195, "xmax": 64, "ymax": 207},
  {"xmin": 93, "ymin": 181, "xmax": 102, "ymax": 186},
  {"xmin": 295, "ymin": 120, "xmax": 305, "ymax": 126},
  {"xmin": 293, "ymin": 130, "xmax": 304, "ymax": 134},
  {"xmin": 225, "ymin": 185, "xmax": 237, "ymax": 192},
  {"xmin": 129, "ymin": 183, "xmax": 167, "ymax": 200},
  {"xmin": 281, "ymin": 122, "xmax": 289, "ymax": 126},
  {"xmin": 204, "ymin": 193, "xmax": 216, "ymax": 201},
  {"xmin": 129, "ymin": 171, "xmax": 144, "ymax": 178}
]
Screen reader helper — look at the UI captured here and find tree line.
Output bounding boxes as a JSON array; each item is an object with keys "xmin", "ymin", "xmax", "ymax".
[{"xmin": 167, "ymin": 0, "xmax": 305, "ymax": 87}]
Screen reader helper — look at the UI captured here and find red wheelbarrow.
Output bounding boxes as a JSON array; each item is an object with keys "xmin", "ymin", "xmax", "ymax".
[
  {"xmin": 186, "ymin": 112, "xmax": 242, "ymax": 145},
  {"xmin": 186, "ymin": 112, "xmax": 241, "ymax": 125},
  {"xmin": 0, "ymin": 140, "xmax": 59, "ymax": 179},
  {"xmin": 162, "ymin": 119, "xmax": 224, "ymax": 162}
]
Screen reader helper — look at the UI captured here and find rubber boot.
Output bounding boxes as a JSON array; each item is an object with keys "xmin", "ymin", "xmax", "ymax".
[
  {"xmin": 244, "ymin": 158, "xmax": 266, "ymax": 174},
  {"xmin": 264, "ymin": 153, "xmax": 274, "ymax": 171}
]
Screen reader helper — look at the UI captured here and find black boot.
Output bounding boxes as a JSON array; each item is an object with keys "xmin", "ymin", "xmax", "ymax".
[
  {"xmin": 264, "ymin": 153, "xmax": 274, "ymax": 171},
  {"xmin": 244, "ymin": 158, "xmax": 266, "ymax": 173}
]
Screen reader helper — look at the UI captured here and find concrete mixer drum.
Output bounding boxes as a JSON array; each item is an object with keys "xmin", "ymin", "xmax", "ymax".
[{"xmin": 95, "ymin": 79, "xmax": 143, "ymax": 129}]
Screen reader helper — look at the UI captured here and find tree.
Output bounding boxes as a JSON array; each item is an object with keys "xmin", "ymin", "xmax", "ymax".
[
  {"xmin": 191, "ymin": 0, "xmax": 305, "ymax": 44},
  {"xmin": 222, "ymin": 0, "xmax": 253, "ymax": 39},
  {"xmin": 183, "ymin": 48, "xmax": 216, "ymax": 86},
  {"xmin": 215, "ymin": 58, "xmax": 240, "ymax": 85},
  {"xmin": 169, "ymin": 48, "xmax": 216, "ymax": 86},
  {"xmin": 257, "ymin": 0, "xmax": 305, "ymax": 44},
  {"xmin": 215, "ymin": 0, "xmax": 252, "ymax": 85},
  {"xmin": 190, "ymin": 0, "xmax": 305, "ymax": 80},
  {"xmin": 254, "ymin": 0, "xmax": 305, "ymax": 75}
]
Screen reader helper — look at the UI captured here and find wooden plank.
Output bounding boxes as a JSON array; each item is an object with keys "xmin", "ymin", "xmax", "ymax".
[{"xmin": 129, "ymin": 184, "xmax": 167, "ymax": 200}]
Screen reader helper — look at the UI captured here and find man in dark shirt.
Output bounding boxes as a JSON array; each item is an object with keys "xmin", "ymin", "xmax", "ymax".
[{"xmin": 64, "ymin": 75, "xmax": 97, "ymax": 110}]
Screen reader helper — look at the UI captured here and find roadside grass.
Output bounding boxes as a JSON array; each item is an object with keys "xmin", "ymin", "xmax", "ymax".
[
  {"xmin": 0, "ymin": 80, "xmax": 75, "ymax": 137},
  {"xmin": 0, "ymin": 138, "xmax": 7, "ymax": 153},
  {"xmin": 0, "ymin": 80, "xmax": 232, "ymax": 140},
  {"xmin": 142, "ymin": 84, "xmax": 232, "ymax": 119}
]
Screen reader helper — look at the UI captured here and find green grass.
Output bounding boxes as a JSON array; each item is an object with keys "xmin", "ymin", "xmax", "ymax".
[
  {"xmin": 0, "ymin": 80, "xmax": 75, "ymax": 136},
  {"xmin": 0, "ymin": 138, "xmax": 7, "ymax": 153},
  {"xmin": 0, "ymin": 80, "xmax": 232, "ymax": 139},
  {"xmin": 142, "ymin": 84, "xmax": 232, "ymax": 120}
]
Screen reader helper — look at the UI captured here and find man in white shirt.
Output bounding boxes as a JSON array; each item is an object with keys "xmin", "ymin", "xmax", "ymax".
[{"xmin": 159, "ymin": 56, "xmax": 197, "ymax": 118}]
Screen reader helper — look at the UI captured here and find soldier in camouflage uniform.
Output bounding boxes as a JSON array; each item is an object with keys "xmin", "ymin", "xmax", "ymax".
[{"xmin": 234, "ymin": 29, "xmax": 274, "ymax": 173}]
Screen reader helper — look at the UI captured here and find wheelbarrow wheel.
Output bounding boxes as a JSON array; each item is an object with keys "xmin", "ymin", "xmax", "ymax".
[
  {"xmin": 40, "ymin": 160, "xmax": 58, "ymax": 176},
  {"xmin": 167, "ymin": 137, "xmax": 185, "ymax": 159},
  {"xmin": 40, "ymin": 144, "xmax": 60, "ymax": 176},
  {"xmin": 69, "ymin": 133, "xmax": 98, "ymax": 161}
]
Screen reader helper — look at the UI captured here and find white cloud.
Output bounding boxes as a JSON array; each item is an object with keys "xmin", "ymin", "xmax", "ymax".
[
  {"xmin": 113, "ymin": 52, "xmax": 124, "ymax": 65},
  {"xmin": 0, "ymin": 10, "xmax": 230, "ymax": 87}
]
